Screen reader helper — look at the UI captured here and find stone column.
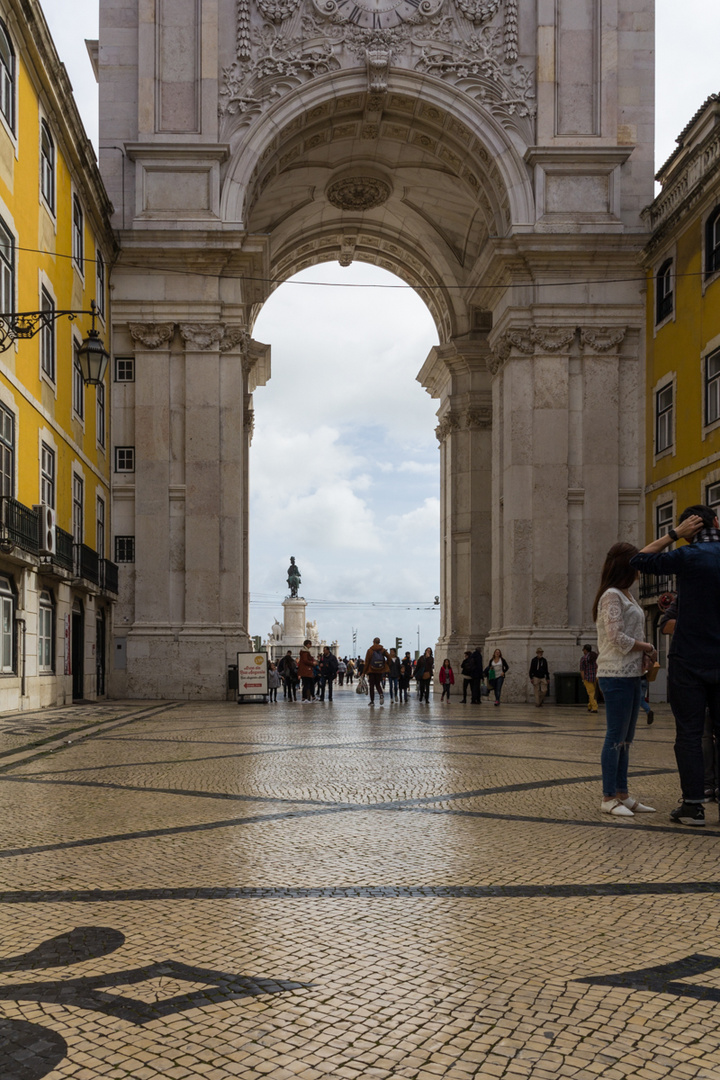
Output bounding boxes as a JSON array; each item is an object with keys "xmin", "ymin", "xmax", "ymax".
[
  {"xmin": 126, "ymin": 322, "xmax": 175, "ymax": 694},
  {"xmin": 487, "ymin": 322, "xmax": 637, "ymax": 700},
  {"xmin": 418, "ymin": 338, "xmax": 493, "ymax": 662}
]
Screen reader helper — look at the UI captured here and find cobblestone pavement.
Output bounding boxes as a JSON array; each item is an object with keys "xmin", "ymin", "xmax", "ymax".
[{"xmin": 1, "ymin": 687, "xmax": 720, "ymax": 1079}]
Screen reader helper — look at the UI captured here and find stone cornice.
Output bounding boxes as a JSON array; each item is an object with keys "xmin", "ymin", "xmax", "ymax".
[
  {"xmin": 435, "ymin": 405, "xmax": 491, "ymax": 443},
  {"xmin": 641, "ymin": 126, "xmax": 720, "ymax": 244}
]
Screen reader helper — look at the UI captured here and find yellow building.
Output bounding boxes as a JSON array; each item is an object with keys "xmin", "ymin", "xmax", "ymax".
[
  {"xmin": 641, "ymin": 94, "xmax": 720, "ymax": 691},
  {"xmin": 0, "ymin": 0, "xmax": 116, "ymax": 709}
]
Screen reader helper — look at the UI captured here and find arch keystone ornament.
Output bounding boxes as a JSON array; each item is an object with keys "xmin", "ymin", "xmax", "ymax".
[{"xmin": 100, "ymin": 0, "xmax": 654, "ymax": 699}]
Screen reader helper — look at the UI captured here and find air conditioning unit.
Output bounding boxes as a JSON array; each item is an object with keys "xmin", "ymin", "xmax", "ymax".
[{"xmin": 34, "ymin": 504, "xmax": 56, "ymax": 556}]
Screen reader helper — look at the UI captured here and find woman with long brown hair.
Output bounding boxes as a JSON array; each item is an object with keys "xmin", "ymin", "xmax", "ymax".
[{"xmin": 594, "ymin": 542, "xmax": 658, "ymax": 817}]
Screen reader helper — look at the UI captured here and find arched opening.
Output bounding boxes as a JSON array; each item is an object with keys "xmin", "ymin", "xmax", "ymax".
[{"xmin": 249, "ymin": 260, "xmax": 441, "ymax": 655}]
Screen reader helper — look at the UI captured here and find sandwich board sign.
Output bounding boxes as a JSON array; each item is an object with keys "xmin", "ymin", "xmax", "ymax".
[{"xmin": 237, "ymin": 652, "xmax": 268, "ymax": 703}]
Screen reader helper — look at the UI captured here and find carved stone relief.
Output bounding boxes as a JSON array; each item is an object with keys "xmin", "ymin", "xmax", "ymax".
[
  {"xmin": 128, "ymin": 323, "xmax": 175, "ymax": 349},
  {"xmin": 435, "ymin": 407, "xmax": 490, "ymax": 442},
  {"xmin": 487, "ymin": 325, "xmax": 628, "ymax": 375},
  {"xmin": 220, "ymin": 0, "xmax": 535, "ymax": 139},
  {"xmin": 326, "ymin": 175, "xmax": 392, "ymax": 210},
  {"xmin": 179, "ymin": 324, "xmax": 226, "ymax": 350}
]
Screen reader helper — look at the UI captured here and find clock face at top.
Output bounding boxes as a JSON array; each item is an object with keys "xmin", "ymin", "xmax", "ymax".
[{"xmin": 313, "ymin": 0, "xmax": 443, "ymax": 30}]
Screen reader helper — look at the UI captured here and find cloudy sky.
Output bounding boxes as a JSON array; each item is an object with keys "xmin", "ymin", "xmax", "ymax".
[{"xmin": 40, "ymin": 1, "xmax": 720, "ymax": 655}]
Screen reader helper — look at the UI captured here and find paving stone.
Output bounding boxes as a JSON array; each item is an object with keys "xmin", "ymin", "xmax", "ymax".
[{"xmin": 0, "ymin": 698, "xmax": 718, "ymax": 1077}]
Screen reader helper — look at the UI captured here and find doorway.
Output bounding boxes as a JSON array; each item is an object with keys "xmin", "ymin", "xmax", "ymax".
[{"xmin": 72, "ymin": 599, "xmax": 84, "ymax": 700}]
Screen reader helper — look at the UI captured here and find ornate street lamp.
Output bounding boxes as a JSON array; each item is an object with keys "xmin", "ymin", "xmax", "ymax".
[{"xmin": 0, "ymin": 300, "xmax": 109, "ymax": 385}]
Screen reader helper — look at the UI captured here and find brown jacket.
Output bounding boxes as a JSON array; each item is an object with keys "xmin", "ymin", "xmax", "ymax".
[
  {"xmin": 297, "ymin": 648, "xmax": 316, "ymax": 678},
  {"xmin": 363, "ymin": 644, "xmax": 390, "ymax": 676}
]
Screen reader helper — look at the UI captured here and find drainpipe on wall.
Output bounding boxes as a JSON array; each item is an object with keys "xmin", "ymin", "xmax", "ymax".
[{"xmin": 15, "ymin": 615, "xmax": 26, "ymax": 698}]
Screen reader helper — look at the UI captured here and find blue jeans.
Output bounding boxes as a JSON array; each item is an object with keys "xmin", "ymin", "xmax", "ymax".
[
  {"xmin": 598, "ymin": 676, "xmax": 641, "ymax": 797},
  {"xmin": 388, "ymin": 676, "xmax": 399, "ymax": 699},
  {"xmin": 491, "ymin": 676, "xmax": 505, "ymax": 702}
]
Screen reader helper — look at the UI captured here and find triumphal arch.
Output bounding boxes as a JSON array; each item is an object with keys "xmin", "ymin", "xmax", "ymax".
[{"xmin": 99, "ymin": 0, "xmax": 654, "ymax": 698}]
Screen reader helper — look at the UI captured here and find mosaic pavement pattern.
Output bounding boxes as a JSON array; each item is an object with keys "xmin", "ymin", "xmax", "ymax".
[{"xmin": 0, "ymin": 688, "xmax": 719, "ymax": 1078}]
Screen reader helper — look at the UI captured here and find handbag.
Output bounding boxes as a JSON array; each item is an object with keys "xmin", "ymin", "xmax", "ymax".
[
  {"xmin": 480, "ymin": 681, "xmax": 490, "ymax": 697},
  {"xmin": 356, "ymin": 675, "xmax": 368, "ymax": 695}
]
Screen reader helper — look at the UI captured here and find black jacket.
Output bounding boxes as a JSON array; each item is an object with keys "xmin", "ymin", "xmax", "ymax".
[{"xmin": 529, "ymin": 656, "xmax": 549, "ymax": 679}]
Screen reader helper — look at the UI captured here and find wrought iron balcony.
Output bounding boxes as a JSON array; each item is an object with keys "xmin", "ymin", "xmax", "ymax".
[
  {"xmin": 0, "ymin": 497, "xmax": 39, "ymax": 555},
  {"xmin": 101, "ymin": 559, "xmax": 119, "ymax": 594},
  {"xmin": 54, "ymin": 527, "xmax": 74, "ymax": 571},
  {"xmin": 74, "ymin": 543, "xmax": 100, "ymax": 585},
  {"xmin": 639, "ymin": 573, "xmax": 675, "ymax": 601}
]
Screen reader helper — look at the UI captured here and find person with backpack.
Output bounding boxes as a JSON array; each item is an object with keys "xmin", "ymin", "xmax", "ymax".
[
  {"xmin": 279, "ymin": 650, "xmax": 297, "ymax": 701},
  {"xmin": 362, "ymin": 637, "xmax": 390, "ymax": 705}
]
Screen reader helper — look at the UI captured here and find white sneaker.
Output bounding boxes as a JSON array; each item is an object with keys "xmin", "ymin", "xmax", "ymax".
[
  {"xmin": 601, "ymin": 798, "xmax": 634, "ymax": 817},
  {"xmin": 620, "ymin": 797, "xmax": 656, "ymax": 813}
]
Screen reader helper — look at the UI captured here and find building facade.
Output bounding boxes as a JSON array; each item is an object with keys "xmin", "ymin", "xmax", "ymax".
[
  {"xmin": 0, "ymin": 0, "xmax": 117, "ymax": 711},
  {"xmin": 640, "ymin": 94, "xmax": 720, "ymax": 696},
  {"xmin": 98, "ymin": 0, "xmax": 654, "ymax": 700}
]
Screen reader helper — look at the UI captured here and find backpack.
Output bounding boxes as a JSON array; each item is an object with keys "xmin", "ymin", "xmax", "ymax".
[{"xmin": 370, "ymin": 648, "xmax": 385, "ymax": 671}]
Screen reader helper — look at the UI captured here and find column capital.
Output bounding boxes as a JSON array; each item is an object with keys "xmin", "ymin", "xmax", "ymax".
[
  {"xmin": 487, "ymin": 324, "xmax": 577, "ymax": 375},
  {"xmin": 128, "ymin": 322, "xmax": 175, "ymax": 349},
  {"xmin": 179, "ymin": 323, "xmax": 226, "ymax": 351},
  {"xmin": 578, "ymin": 326, "xmax": 627, "ymax": 354}
]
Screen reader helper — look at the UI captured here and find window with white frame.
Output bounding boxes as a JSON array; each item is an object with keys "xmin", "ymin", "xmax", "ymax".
[
  {"xmin": 0, "ymin": 21, "xmax": 14, "ymax": 133},
  {"xmin": 72, "ymin": 342, "xmax": 84, "ymax": 420},
  {"xmin": 40, "ymin": 287, "xmax": 55, "ymax": 381},
  {"xmin": 96, "ymin": 496, "xmax": 105, "ymax": 557},
  {"xmin": 72, "ymin": 195, "xmax": 84, "ymax": 271},
  {"xmin": 706, "ymin": 207, "xmax": 720, "ymax": 279},
  {"xmin": 0, "ymin": 217, "xmax": 14, "ymax": 314},
  {"xmin": 0, "ymin": 576, "xmax": 14, "ymax": 673},
  {"xmin": 40, "ymin": 120, "xmax": 54, "ymax": 213},
  {"xmin": 655, "ymin": 259, "xmax": 674, "ymax": 324},
  {"xmin": 707, "ymin": 481, "xmax": 720, "ymax": 516},
  {"xmin": 96, "ymin": 249, "xmax": 105, "ymax": 316},
  {"xmin": 38, "ymin": 589, "xmax": 54, "ymax": 672},
  {"xmin": 115, "ymin": 356, "xmax": 134, "ymax": 382},
  {"xmin": 96, "ymin": 381, "xmax": 105, "ymax": 448},
  {"xmin": 115, "ymin": 446, "xmax": 135, "ymax": 473},
  {"xmin": 0, "ymin": 402, "xmax": 13, "ymax": 497},
  {"xmin": 706, "ymin": 348, "xmax": 720, "ymax": 427},
  {"xmin": 40, "ymin": 442, "xmax": 55, "ymax": 508},
  {"xmin": 656, "ymin": 382, "xmax": 674, "ymax": 454},
  {"xmin": 72, "ymin": 473, "xmax": 83, "ymax": 546},
  {"xmin": 656, "ymin": 502, "xmax": 674, "ymax": 539}
]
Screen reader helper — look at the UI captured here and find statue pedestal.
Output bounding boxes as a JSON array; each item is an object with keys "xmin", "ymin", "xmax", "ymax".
[{"xmin": 280, "ymin": 597, "xmax": 307, "ymax": 648}]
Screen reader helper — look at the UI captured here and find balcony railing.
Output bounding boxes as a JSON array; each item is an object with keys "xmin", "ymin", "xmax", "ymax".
[
  {"xmin": 74, "ymin": 543, "xmax": 100, "ymax": 585},
  {"xmin": 54, "ymin": 526, "xmax": 74, "ymax": 571},
  {"xmin": 0, "ymin": 497, "xmax": 39, "ymax": 555},
  {"xmin": 639, "ymin": 573, "xmax": 675, "ymax": 601},
  {"xmin": 101, "ymin": 559, "xmax": 119, "ymax": 594}
]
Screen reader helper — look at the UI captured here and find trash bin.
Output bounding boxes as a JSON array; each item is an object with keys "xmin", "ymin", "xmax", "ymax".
[
  {"xmin": 228, "ymin": 664, "xmax": 239, "ymax": 691},
  {"xmin": 554, "ymin": 671, "xmax": 585, "ymax": 705}
]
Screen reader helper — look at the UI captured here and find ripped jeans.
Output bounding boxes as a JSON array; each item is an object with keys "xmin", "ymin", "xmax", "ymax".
[{"xmin": 598, "ymin": 676, "xmax": 641, "ymax": 798}]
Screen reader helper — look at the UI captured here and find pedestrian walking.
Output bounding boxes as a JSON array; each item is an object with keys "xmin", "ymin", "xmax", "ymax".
[
  {"xmin": 579, "ymin": 645, "xmax": 599, "ymax": 713},
  {"xmin": 362, "ymin": 637, "xmax": 390, "ymax": 706},
  {"xmin": 529, "ymin": 648, "xmax": 549, "ymax": 707},
  {"xmin": 387, "ymin": 648, "xmax": 401, "ymax": 701},
  {"xmin": 470, "ymin": 646, "xmax": 484, "ymax": 704},
  {"xmin": 337, "ymin": 658, "xmax": 347, "ymax": 686},
  {"xmin": 594, "ymin": 542, "xmax": 657, "ymax": 817},
  {"xmin": 267, "ymin": 662, "xmax": 280, "ymax": 702},
  {"xmin": 298, "ymin": 639, "xmax": 316, "ymax": 703},
  {"xmin": 485, "ymin": 649, "xmax": 508, "ymax": 705},
  {"xmin": 460, "ymin": 651, "xmax": 473, "ymax": 703},
  {"xmin": 280, "ymin": 651, "xmax": 298, "ymax": 701},
  {"xmin": 398, "ymin": 651, "xmax": 413, "ymax": 702},
  {"xmin": 439, "ymin": 658, "xmax": 454, "ymax": 702},
  {"xmin": 632, "ymin": 507, "xmax": 720, "ymax": 825},
  {"xmin": 345, "ymin": 658, "xmax": 355, "ymax": 685},
  {"xmin": 415, "ymin": 647, "xmax": 434, "ymax": 702}
]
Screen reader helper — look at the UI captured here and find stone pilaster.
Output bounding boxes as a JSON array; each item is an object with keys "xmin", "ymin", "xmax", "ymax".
[{"xmin": 418, "ymin": 338, "xmax": 493, "ymax": 663}]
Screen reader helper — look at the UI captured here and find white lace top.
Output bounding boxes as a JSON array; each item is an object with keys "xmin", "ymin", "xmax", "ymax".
[{"xmin": 596, "ymin": 588, "xmax": 644, "ymax": 678}]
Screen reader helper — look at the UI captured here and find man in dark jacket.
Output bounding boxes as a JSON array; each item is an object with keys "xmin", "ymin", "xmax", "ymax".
[
  {"xmin": 460, "ymin": 651, "xmax": 474, "ymax": 703},
  {"xmin": 470, "ymin": 647, "xmax": 484, "ymax": 705},
  {"xmin": 631, "ymin": 505, "xmax": 716, "ymax": 825},
  {"xmin": 318, "ymin": 646, "xmax": 338, "ymax": 701},
  {"xmin": 529, "ymin": 648, "xmax": 550, "ymax": 707}
]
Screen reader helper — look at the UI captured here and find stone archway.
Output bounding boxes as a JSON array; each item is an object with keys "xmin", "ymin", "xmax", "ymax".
[{"xmin": 99, "ymin": 0, "xmax": 654, "ymax": 699}]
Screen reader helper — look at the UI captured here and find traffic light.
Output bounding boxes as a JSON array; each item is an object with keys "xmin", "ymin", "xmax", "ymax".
[{"xmin": 395, "ymin": 636, "xmax": 402, "ymax": 650}]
